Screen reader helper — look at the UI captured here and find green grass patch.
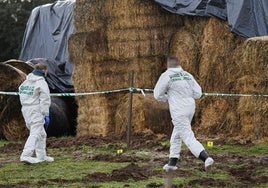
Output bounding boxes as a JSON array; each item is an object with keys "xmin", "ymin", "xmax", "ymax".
[
  {"xmin": 0, "ymin": 138, "xmax": 267, "ymax": 188},
  {"xmin": 204, "ymin": 143, "xmax": 268, "ymax": 155}
]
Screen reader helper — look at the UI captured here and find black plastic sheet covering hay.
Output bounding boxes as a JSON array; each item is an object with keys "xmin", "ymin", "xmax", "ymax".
[{"xmin": 46, "ymin": 97, "xmax": 72, "ymax": 138}]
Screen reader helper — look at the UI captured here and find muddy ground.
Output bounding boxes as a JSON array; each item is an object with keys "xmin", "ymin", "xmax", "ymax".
[{"xmin": 0, "ymin": 133, "xmax": 267, "ymax": 187}]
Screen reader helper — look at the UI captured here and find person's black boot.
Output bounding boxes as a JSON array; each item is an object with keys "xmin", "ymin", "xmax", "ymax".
[
  {"xmin": 199, "ymin": 150, "xmax": 214, "ymax": 170},
  {"xmin": 163, "ymin": 158, "xmax": 178, "ymax": 172}
]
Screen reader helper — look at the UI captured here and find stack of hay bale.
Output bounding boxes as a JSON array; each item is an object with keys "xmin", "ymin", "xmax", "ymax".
[
  {"xmin": 70, "ymin": 0, "xmax": 267, "ymax": 142},
  {"xmin": 69, "ymin": 0, "xmax": 180, "ymax": 136}
]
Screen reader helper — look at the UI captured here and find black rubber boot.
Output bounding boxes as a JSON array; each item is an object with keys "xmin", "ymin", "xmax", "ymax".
[
  {"xmin": 168, "ymin": 158, "xmax": 178, "ymax": 166},
  {"xmin": 199, "ymin": 150, "xmax": 209, "ymax": 162}
]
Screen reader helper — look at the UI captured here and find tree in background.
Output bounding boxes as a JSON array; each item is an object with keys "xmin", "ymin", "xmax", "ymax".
[{"xmin": 0, "ymin": 0, "xmax": 55, "ymax": 62}]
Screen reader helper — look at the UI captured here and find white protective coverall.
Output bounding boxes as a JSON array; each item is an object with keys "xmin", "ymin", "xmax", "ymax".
[
  {"xmin": 19, "ymin": 72, "xmax": 51, "ymax": 160},
  {"xmin": 154, "ymin": 66, "xmax": 205, "ymax": 159}
]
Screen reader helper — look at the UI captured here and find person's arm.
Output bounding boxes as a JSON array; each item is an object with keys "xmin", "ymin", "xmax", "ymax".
[
  {"xmin": 38, "ymin": 80, "xmax": 51, "ymax": 116},
  {"xmin": 190, "ymin": 76, "xmax": 202, "ymax": 99},
  {"xmin": 154, "ymin": 73, "xmax": 169, "ymax": 102}
]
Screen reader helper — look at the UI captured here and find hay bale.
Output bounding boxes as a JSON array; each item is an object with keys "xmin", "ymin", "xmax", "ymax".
[
  {"xmin": 74, "ymin": 0, "xmax": 180, "ymax": 33},
  {"xmin": 182, "ymin": 16, "xmax": 208, "ymax": 40},
  {"xmin": 199, "ymin": 18, "xmax": 245, "ymax": 93},
  {"xmin": 169, "ymin": 28, "xmax": 200, "ymax": 75},
  {"xmin": 115, "ymin": 93, "xmax": 172, "ymax": 135},
  {"xmin": 0, "ymin": 63, "xmax": 26, "ymax": 140},
  {"xmin": 2, "ymin": 119, "xmax": 29, "ymax": 141},
  {"xmin": 235, "ymin": 37, "xmax": 268, "ymax": 142},
  {"xmin": 169, "ymin": 16, "xmax": 209, "ymax": 75},
  {"xmin": 76, "ymin": 93, "xmax": 121, "ymax": 137},
  {"xmin": 3, "ymin": 59, "xmax": 33, "ymax": 74},
  {"xmin": 195, "ymin": 97, "xmax": 240, "ymax": 137},
  {"xmin": 192, "ymin": 18, "xmax": 246, "ymax": 140},
  {"xmin": 73, "ymin": 0, "xmax": 181, "ymax": 60}
]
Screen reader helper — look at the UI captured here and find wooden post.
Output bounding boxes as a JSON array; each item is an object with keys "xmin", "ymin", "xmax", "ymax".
[{"xmin": 127, "ymin": 70, "xmax": 134, "ymax": 148}]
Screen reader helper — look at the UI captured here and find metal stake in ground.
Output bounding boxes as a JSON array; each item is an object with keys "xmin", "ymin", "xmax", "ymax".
[{"xmin": 127, "ymin": 70, "xmax": 134, "ymax": 148}]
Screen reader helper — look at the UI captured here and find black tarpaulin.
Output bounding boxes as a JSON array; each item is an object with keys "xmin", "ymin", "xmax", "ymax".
[
  {"xmin": 227, "ymin": 0, "xmax": 268, "ymax": 38},
  {"xmin": 154, "ymin": 0, "xmax": 268, "ymax": 38},
  {"xmin": 26, "ymin": 58, "xmax": 74, "ymax": 93},
  {"xmin": 154, "ymin": 0, "xmax": 209, "ymax": 16},
  {"xmin": 19, "ymin": 0, "xmax": 75, "ymax": 93}
]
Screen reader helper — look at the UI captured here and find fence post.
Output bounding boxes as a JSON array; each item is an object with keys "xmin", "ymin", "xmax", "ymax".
[{"xmin": 127, "ymin": 70, "xmax": 134, "ymax": 148}]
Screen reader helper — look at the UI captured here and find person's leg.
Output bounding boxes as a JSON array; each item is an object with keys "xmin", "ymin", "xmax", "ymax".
[
  {"xmin": 21, "ymin": 130, "xmax": 37, "ymax": 158},
  {"xmin": 35, "ymin": 126, "xmax": 54, "ymax": 162},
  {"xmin": 182, "ymin": 127, "xmax": 204, "ymax": 157},
  {"xmin": 169, "ymin": 126, "xmax": 182, "ymax": 160},
  {"xmin": 20, "ymin": 107, "xmax": 35, "ymax": 158},
  {"xmin": 177, "ymin": 114, "xmax": 214, "ymax": 169},
  {"xmin": 20, "ymin": 107, "xmax": 44, "ymax": 163},
  {"xmin": 169, "ymin": 125, "xmax": 182, "ymax": 164},
  {"xmin": 20, "ymin": 123, "xmax": 43, "ymax": 163},
  {"xmin": 35, "ymin": 125, "xmax": 47, "ymax": 160},
  {"xmin": 163, "ymin": 120, "xmax": 183, "ymax": 171}
]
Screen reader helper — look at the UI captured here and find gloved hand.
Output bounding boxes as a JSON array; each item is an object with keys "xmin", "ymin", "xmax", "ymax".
[{"xmin": 44, "ymin": 115, "xmax": 50, "ymax": 128}]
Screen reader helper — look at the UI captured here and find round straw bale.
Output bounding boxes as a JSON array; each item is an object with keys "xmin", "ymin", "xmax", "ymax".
[
  {"xmin": 0, "ymin": 63, "xmax": 26, "ymax": 140},
  {"xmin": 182, "ymin": 16, "xmax": 208, "ymax": 40},
  {"xmin": 2, "ymin": 118, "xmax": 29, "ymax": 141},
  {"xmin": 199, "ymin": 18, "xmax": 245, "ymax": 93},
  {"xmin": 3, "ymin": 59, "xmax": 33, "ymax": 74},
  {"xmin": 0, "ymin": 63, "xmax": 26, "ymax": 91},
  {"xmin": 197, "ymin": 97, "xmax": 229, "ymax": 135},
  {"xmin": 169, "ymin": 28, "xmax": 199, "ymax": 74}
]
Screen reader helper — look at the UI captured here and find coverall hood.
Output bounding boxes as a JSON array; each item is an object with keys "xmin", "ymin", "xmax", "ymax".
[
  {"xmin": 26, "ymin": 72, "xmax": 45, "ymax": 82},
  {"xmin": 167, "ymin": 66, "xmax": 183, "ymax": 73}
]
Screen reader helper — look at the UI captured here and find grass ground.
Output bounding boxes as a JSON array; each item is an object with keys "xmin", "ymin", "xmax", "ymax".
[{"xmin": 0, "ymin": 134, "xmax": 267, "ymax": 188}]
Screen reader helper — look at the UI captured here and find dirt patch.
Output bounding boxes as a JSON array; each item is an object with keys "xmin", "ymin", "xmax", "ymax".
[
  {"xmin": 0, "ymin": 133, "xmax": 267, "ymax": 187},
  {"xmin": 188, "ymin": 178, "xmax": 229, "ymax": 187},
  {"xmin": 83, "ymin": 163, "xmax": 154, "ymax": 182}
]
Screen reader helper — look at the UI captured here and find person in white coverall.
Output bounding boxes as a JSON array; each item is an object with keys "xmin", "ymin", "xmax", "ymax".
[
  {"xmin": 19, "ymin": 63, "xmax": 54, "ymax": 164},
  {"xmin": 154, "ymin": 56, "xmax": 214, "ymax": 171}
]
